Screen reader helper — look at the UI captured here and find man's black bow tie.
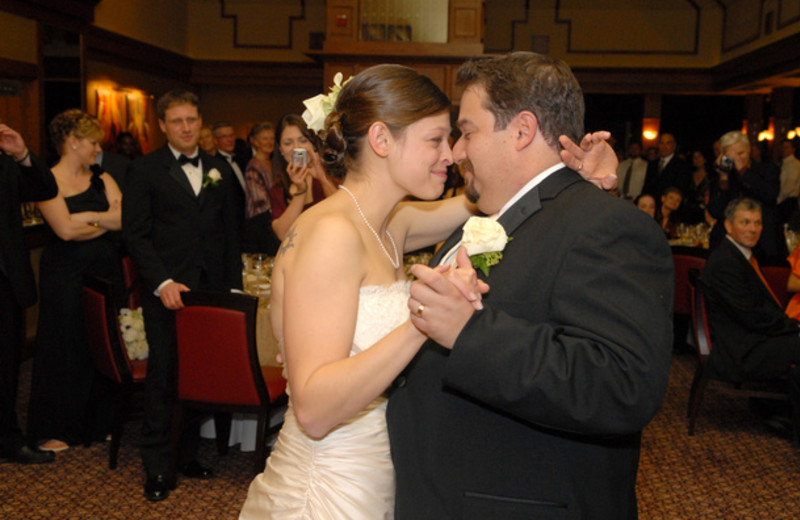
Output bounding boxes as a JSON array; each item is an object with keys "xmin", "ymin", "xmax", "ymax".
[{"xmin": 178, "ymin": 154, "xmax": 200, "ymax": 167}]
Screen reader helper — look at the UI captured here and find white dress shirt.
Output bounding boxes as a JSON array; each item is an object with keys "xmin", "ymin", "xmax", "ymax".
[{"xmin": 778, "ymin": 154, "xmax": 800, "ymax": 203}]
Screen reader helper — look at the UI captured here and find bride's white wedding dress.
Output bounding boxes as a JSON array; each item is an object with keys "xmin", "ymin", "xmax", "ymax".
[{"xmin": 239, "ymin": 281, "xmax": 410, "ymax": 520}]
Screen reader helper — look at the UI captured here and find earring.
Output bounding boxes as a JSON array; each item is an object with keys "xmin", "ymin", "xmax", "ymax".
[{"xmin": 72, "ymin": 145, "xmax": 77, "ymax": 151}]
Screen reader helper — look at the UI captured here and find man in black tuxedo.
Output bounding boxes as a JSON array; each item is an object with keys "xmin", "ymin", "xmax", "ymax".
[
  {"xmin": 123, "ymin": 90, "xmax": 242, "ymax": 501},
  {"xmin": 700, "ymin": 197, "xmax": 800, "ymax": 390},
  {"xmin": 644, "ymin": 132, "xmax": 690, "ymax": 198},
  {"xmin": 388, "ymin": 52, "xmax": 673, "ymax": 520},
  {"xmin": 0, "ymin": 124, "xmax": 57, "ymax": 465}
]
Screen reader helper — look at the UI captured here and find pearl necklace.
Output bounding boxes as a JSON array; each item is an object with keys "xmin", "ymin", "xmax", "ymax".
[{"xmin": 339, "ymin": 185, "xmax": 400, "ymax": 269}]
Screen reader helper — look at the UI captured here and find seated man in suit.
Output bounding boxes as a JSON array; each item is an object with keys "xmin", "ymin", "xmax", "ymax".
[{"xmin": 700, "ymin": 197, "xmax": 800, "ymax": 434}]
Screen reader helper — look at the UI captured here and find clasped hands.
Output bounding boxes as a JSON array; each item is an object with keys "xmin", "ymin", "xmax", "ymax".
[{"xmin": 408, "ymin": 247, "xmax": 489, "ymax": 349}]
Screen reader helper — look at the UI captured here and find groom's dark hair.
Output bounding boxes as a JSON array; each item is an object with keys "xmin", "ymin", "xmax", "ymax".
[
  {"xmin": 456, "ymin": 52, "xmax": 585, "ymax": 151},
  {"xmin": 156, "ymin": 89, "xmax": 200, "ymax": 120}
]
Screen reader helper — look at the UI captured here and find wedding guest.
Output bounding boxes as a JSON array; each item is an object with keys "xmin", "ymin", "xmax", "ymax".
[
  {"xmin": 644, "ymin": 132, "xmax": 690, "ymax": 198},
  {"xmin": 198, "ymin": 125, "xmax": 216, "ymax": 155},
  {"xmin": 212, "ymin": 122, "xmax": 247, "ymax": 196},
  {"xmin": 123, "ymin": 89, "xmax": 242, "ymax": 501},
  {"xmin": 242, "ymin": 121, "xmax": 281, "ymax": 254},
  {"xmin": 390, "ymin": 52, "xmax": 672, "ymax": 519},
  {"xmin": 658, "ymin": 186, "xmax": 683, "ymax": 239},
  {"xmin": 114, "ymin": 131, "xmax": 141, "ymax": 161},
  {"xmin": 707, "ymin": 131, "xmax": 781, "ymax": 258},
  {"xmin": 27, "ymin": 110, "xmax": 123, "ymax": 453},
  {"xmin": 635, "ymin": 193, "xmax": 657, "ymax": 219},
  {"xmin": 701, "ymin": 197, "xmax": 800, "ymax": 434},
  {"xmin": 681, "ymin": 149, "xmax": 711, "ymax": 224},
  {"xmin": 777, "ymin": 138, "xmax": 800, "ymax": 224},
  {"xmin": 269, "ymin": 114, "xmax": 337, "ymax": 239},
  {"xmin": 96, "ymin": 142, "xmax": 130, "ymax": 191},
  {"xmin": 616, "ymin": 141, "xmax": 648, "ymax": 200},
  {"xmin": 0, "ymin": 124, "xmax": 58, "ymax": 465}
]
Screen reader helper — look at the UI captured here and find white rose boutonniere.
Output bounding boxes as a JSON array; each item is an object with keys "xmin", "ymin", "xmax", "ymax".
[
  {"xmin": 302, "ymin": 72, "xmax": 353, "ymax": 133},
  {"xmin": 461, "ymin": 216, "xmax": 511, "ymax": 276},
  {"xmin": 203, "ymin": 168, "xmax": 222, "ymax": 189}
]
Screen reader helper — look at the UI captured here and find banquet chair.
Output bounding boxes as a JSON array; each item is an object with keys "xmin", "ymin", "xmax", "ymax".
[
  {"xmin": 761, "ymin": 264, "xmax": 791, "ymax": 308},
  {"xmin": 672, "ymin": 251, "xmax": 708, "ymax": 352},
  {"xmin": 121, "ymin": 255, "xmax": 141, "ymax": 310},
  {"xmin": 82, "ymin": 275, "xmax": 147, "ymax": 469},
  {"xmin": 171, "ymin": 291, "xmax": 287, "ymax": 476},
  {"xmin": 686, "ymin": 270, "xmax": 792, "ymax": 437}
]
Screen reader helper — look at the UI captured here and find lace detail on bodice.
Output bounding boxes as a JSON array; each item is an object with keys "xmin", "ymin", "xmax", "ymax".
[{"xmin": 350, "ymin": 280, "xmax": 411, "ymax": 356}]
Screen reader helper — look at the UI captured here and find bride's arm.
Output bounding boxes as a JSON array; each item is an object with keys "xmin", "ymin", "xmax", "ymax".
[
  {"xmin": 281, "ymin": 215, "xmax": 426, "ymax": 438},
  {"xmin": 391, "ymin": 195, "xmax": 475, "ymax": 253}
]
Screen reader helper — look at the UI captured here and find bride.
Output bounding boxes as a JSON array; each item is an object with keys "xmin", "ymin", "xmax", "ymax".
[{"xmin": 240, "ymin": 64, "xmax": 614, "ymax": 519}]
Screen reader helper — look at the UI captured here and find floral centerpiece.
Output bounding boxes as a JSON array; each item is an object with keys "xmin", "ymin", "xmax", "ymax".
[{"xmin": 119, "ymin": 307, "xmax": 148, "ymax": 360}]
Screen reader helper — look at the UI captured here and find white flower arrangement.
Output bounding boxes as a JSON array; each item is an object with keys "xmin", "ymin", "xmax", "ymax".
[
  {"xmin": 118, "ymin": 307, "xmax": 149, "ymax": 360},
  {"xmin": 461, "ymin": 216, "xmax": 511, "ymax": 276},
  {"xmin": 301, "ymin": 72, "xmax": 353, "ymax": 133},
  {"xmin": 203, "ymin": 168, "xmax": 222, "ymax": 188}
]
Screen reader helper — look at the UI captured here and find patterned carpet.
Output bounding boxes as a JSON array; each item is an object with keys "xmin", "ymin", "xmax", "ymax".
[{"xmin": 2, "ymin": 353, "xmax": 798, "ymax": 519}]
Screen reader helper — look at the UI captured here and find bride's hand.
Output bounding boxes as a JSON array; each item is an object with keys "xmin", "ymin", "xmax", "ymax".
[
  {"xmin": 559, "ymin": 131, "xmax": 618, "ymax": 191},
  {"xmin": 431, "ymin": 247, "xmax": 489, "ymax": 310}
]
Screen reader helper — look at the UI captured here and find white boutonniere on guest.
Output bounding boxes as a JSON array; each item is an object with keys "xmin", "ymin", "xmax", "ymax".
[
  {"xmin": 302, "ymin": 72, "xmax": 353, "ymax": 133},
  {"xmin": 203, "ymin": 168, "xmax": 222, "ymax": 189},
  {"xmin": 461, "ymin": 216, "xmax": 511, "ymax": 276},
  {"xmin": 118, "ymin": 307, "xmax": 149, "ymax": 360}
]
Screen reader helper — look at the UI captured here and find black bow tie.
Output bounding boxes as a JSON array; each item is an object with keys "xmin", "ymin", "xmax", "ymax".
[{"xmin": 178, "ymin": 154, "xmax": 200, "ymax": 167}]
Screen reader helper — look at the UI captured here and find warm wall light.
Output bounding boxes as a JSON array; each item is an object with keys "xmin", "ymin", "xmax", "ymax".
[
  {"xmin": 641, "ymin": 117, "xmax": 660, "ymax": 145},
  {"xmin": 789, "ymin": 130, "xmax": 797, "ymax": 139}
]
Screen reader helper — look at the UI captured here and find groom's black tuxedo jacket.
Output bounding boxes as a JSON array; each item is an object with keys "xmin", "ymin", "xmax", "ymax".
[
  {"xmin": 123, "ymin": 145, "xmax": 241, "ymax": 295},
  {"xmin": 388, "ymin": 168, "xmax": 674, "ymax": 520}
]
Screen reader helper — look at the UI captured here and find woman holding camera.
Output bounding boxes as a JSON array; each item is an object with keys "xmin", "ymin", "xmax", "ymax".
[
  {"xmin": 269, "ymin": 114, "xmax": 337, "ymax": 240},
  {"xmin": 706, "ymin": 131, "xmax": 781, "ymax": 256}
]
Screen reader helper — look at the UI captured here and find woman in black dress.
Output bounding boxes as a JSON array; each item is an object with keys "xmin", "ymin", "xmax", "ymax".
[{"xmin": 27, "ymin": 110, "xmax": 123, "ymax": 452}]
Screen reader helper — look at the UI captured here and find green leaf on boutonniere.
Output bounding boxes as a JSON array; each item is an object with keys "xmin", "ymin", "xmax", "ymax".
[{"xmin": 470, "ymin": 251, "xmax": 504, "ymax": 277}]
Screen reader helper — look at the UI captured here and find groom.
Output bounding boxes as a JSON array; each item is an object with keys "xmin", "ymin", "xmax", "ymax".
[
  {"xmin": 387, "ymin": 52, "xmax": 674, "ymax": 519},
  {"xmin": 123, "ymin": 89, "xmax": 242, "ymax": 501}
]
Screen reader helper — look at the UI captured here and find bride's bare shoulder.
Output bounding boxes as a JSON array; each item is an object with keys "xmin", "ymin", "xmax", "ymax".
[{"xmin": 276, "ymin": 204, "xmax": 363, "ymax": 264}]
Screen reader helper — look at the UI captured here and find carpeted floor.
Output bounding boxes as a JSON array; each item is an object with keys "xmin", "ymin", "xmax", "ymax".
[{"xmin": 2, "ymin": 353, "xmax": 798, "ymax": 519}]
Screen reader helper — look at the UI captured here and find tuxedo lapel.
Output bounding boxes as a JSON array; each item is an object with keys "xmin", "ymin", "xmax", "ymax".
[
  {"xmin": 498, "ymin": 167, "xmax": 581, "ymax": 236},
  {"xmin": 430, "ymin": 228, "xmax": 463, "ymax": 266}
]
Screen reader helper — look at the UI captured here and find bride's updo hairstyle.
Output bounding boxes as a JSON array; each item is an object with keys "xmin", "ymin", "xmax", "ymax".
[{"xmin": 322, "ymin": 64, "xmax": 450, "ymax": 180}]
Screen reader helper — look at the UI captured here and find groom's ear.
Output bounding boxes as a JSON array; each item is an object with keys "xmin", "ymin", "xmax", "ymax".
[
  {"xmin": 367, "ymin": 122, "xmax": 391, "ymax": 158},
  {"xmin": 511, "ymin": 111, "xmax": 537, "ymax": 151}
]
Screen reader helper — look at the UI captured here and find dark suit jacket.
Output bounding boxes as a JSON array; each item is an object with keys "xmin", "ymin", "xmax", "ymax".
[
  {"xmin": 700, "ymin": 237, "xmax": 800, "ymax": 381},
  {"xmin": 122, "ymin": 145, "xmax": 242, "ymax": 294},
  {"xmin": 0, "ymin": 152, "xmax": 57, "ymax": 308},
  {"xmin": 387, "ymin": 168, "xmax": 674, "ymax": 520},
  {"xmin": 644, "ymin": 155, "xmax": 690, "ymax": 198},
  {"xmin": 100, "ymin": 150, "xmax": 131, "ymax": 190}
]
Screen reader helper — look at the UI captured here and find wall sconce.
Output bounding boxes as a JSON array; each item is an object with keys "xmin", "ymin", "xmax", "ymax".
[{"xmin": 641, "ymin": 118, "xmax": 660, "ymax": 144}]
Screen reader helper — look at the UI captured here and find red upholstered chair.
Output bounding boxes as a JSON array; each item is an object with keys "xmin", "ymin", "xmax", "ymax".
[
  {"xmin": 761, "ymin": 265, "xmax": 791, "ymax": 308},
  {"xmin": 82, "ymin": 276, "xmax": 147, "ymax": 469},
  {"xmin": 121, "ymin": 255, "xmax": 141, "ymax": 310},
  {"xmin": 686, "ymin": 270, "xmax": 792, "ymax": 437},
  {"xmin": 171, "ymin": 291, "xmax": 287, "ymax": 476},
  {"xmin": 672, "ymin": 252, "xmax": 708, "ymax": 316}
]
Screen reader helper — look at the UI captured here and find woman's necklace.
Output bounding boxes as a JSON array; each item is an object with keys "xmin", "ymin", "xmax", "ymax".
[{"xmin": 339, "ymin": 185, "xmax": 400, "ymax": 269}]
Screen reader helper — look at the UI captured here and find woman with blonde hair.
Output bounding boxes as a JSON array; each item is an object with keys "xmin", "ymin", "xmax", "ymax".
[{"xmin": 27, "ymin": 109, "xmax": 123, "ymax": 452}]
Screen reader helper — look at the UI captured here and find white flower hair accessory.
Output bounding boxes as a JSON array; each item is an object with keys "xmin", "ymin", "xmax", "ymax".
[
  {"xmin": 203, "ymin": 168, "xmax": 222, "ymax": 188},
  {"xmin": 461, "ymin": 216, "xmax": 511, "ymax": 276},
  {"xmin": 302, "ymin": 72, "xmax": 353, "ymax": 133}
]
